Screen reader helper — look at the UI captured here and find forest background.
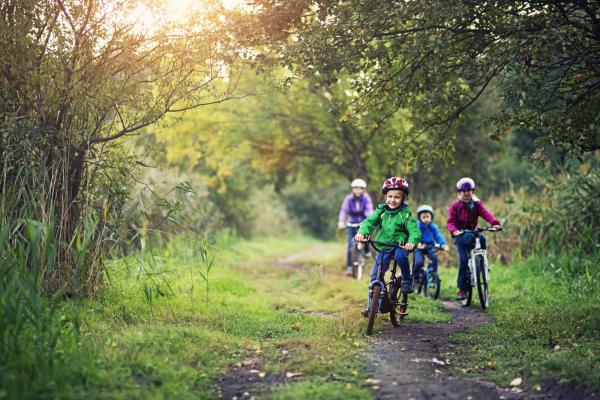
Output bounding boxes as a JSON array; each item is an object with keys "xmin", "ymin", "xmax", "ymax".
[{"xmin": 1, "ymin": 0, "xmax": 599, "ymax": 398}]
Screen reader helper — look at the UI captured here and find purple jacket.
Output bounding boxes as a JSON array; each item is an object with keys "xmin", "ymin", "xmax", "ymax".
[
  {"xmin": 447, "ymin": 198, "xmax": 500, "ymax": 234},
  {"xmin": 338, "ymin": 194, "xmax": 374, "ymax": 225}
]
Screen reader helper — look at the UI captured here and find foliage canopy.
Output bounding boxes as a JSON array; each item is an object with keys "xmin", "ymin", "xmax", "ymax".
[{"xmin": 251, "ymin": 0, "xmax": 600, "ymax": 152}]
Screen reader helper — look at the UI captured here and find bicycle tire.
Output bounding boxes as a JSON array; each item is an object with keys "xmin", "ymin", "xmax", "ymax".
[
  {"xmin": 351, "ymin": 243, "xmax": 360, "ymax": 279},
  {"xmin": 416, "ymin": 271, "xmax": 426, "ymax": 295},
  {"xmin": 475, "ymin": 255, "xmax": 489, "ymax": 310},
  {"xmin": 356, "ymin": 251, "xmax": 364, "ymax": 280},
  {"xmin": 462, "ymin": 271, "xmax": 473, "ymax": 306},
  {"xmin": 426, "ymin": 272, "xmax": 441, "ymax": 300},
  {"xmin": 389, "ymin": 283, "xmax": 399, "ymax": 327},
  {"xmin": 367, "ymin": 285, "xmax": 381, "ymax": 335}
]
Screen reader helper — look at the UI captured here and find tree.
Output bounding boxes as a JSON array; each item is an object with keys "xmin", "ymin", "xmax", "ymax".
[
  {"xmin": 0, "ymin": 0, "xmax": 246, "ymax": 295},
  {"xmin": 250, "ymin": 0, "xmax": 600, "ymax": 153}
]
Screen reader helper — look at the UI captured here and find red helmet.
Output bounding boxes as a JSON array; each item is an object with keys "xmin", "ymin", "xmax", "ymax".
[{"xmin": 381, "ymin": 177, "xmax": 409, "ymax": 194}]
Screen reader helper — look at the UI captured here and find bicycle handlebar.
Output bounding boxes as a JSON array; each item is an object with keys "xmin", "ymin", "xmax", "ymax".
[
  {"xmin": 357, "ymin": 239, "xmax": 416, "ymax": 254},
  {"xmin": 458, "ymin": 226, "xmax": 502, "ymax": 234}
]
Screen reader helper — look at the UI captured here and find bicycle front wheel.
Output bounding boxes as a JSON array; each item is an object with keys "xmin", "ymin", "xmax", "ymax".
[
  {"xmin": 416, "ymin": 271, "xmax": 426, "ymax": 295},
  {"xmin": 475, "ymin": 255, "xmax": 489, "ymax": 310},
  {"xmin": 356, "ymin": 251, "xmax": 364, "ymax": 280},
  {"xmin": 425, "ymin": 272, "xmax": 441, "ymax": 300},
  {"xmin": 367, "ymin": 285, "xmax": 381, "ymax": 335},
  {"xmin": 389, "ymin": 282, "xmax": 399, "ymax": 327},
  {"xmin": 462, "ymin": 273, "xmax": 473, "ymax": 307}
]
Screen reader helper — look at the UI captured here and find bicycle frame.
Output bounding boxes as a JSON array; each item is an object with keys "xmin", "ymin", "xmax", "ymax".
[
  {"xmin": 366, "ymin": 247, "xmax": 398, "ymax": 312},
  {"xmin": 469, "ymin": 236, "xmax": 489, "ymax": 286},
  {"xmin": 347, "ymin": 223, "xmax": 368, "ymax": 280},
  {"xmin": 364, "ymin": 240, "xmax": 410, "ymax": 313}
]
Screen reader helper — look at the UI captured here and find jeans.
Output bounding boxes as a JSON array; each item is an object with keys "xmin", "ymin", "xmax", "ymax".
[
  {"xmin": 369, "ymin": 247, "xmax": 412, "ymax": 289},
  {"xmin": 412, "ymin": 246, "xmax": 438, "ymax": 279},
  {"xmin": 346, "ymin": 226, "xmax": 360, "ymax": 267},
  {"xmin": 455, "ymin": 233, "xmax": 486, "ymax": 290}
]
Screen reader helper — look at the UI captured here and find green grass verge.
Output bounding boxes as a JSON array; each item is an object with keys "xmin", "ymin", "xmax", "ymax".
[
  {"xmin": 439, "ymin": 253, "xmax": 600, "ymax": 389},
  {"xmin": 2, "ymin": 234, "xmax": 454, "ymax": 399},
  {"xmin": 44, "ymin": 235, "xmax": 449, "ymax": 399}
]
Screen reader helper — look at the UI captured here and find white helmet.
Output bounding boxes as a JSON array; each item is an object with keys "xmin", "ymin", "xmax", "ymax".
[
  {"xmin": 416, "ymin": 204, "xmax": 434, "ymax": 219},
  {"xmin": 351, "ymin": 178, "xmax": 367, "ymax": 189}
]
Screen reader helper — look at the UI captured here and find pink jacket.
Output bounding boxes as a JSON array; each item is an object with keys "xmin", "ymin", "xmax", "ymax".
[{"xmin": 447, "ymin": 198, "xmax": 500, "ymax": 234}]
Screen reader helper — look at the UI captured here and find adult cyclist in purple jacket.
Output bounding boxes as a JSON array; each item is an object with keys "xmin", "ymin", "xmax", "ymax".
[
  {"xmin": 338, "ymin": 179, "xmax": 374, "ymax": 276},
  {"xmin": 447, "ymin": 177, "xmax": 502, "ymax": 301}
]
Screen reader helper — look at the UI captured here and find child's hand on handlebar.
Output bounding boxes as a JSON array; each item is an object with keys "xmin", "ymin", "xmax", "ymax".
[
  {"xmin": 442, "ymin": 245, "xmax": 450, "ymax": 251},
  {"xmin": 452, "ymin": 230, "xmax": 463, "ymax": 236},
  {"xmin": 404, "ymin": 242, "xmax": 415, "ymax": 251},
  {"xmin": 492, "ymin": 224, "xmax": 502, "ymax": 230},
  {"xmin": 354, "ymin": 233, "xmax": 366, "ymax": 242}
]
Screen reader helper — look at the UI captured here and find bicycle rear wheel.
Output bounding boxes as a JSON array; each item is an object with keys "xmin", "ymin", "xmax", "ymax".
[
  {"xmin": 425, "ymin": 272, "xmax": 441, "ymax": 300},
  {"xmin": 475, "ymin": 255, "xmax": 489, "ymax": 310},
  {"xmin": 367, "ymin": 285, "xmax": 381, "ymax": 335}
]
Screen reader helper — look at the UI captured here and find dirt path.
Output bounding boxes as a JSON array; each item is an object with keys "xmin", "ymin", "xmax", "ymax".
[{"xmin": 366, "ymin": 301, "xmax": 595, "ymax": 400}]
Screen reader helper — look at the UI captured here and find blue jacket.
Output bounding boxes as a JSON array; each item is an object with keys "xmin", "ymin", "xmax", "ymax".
[{"xmin": 417, "ymin": 221, "xmax": 447, "ymax": 247}]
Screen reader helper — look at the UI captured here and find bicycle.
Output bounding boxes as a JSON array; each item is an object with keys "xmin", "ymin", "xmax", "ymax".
[
  {"xmin": 413, "ymin": 244, "xmax": 445, "ymax": 300},
  {"xmin": 456, "ymin": 226, "xmax": 502, "ymax": 310},
  {"xmin": 347, "ymin": 223, "xmax": 368, "ymax": 280},
  {"xmin": 360, "ymin": 239, "xmax": 413, "ymax": 336}
]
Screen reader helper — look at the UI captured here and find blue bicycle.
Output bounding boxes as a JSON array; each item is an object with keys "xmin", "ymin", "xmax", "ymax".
[{"xmin": 414, "ymin": 244, "xmax": 445, "ymax": 300}]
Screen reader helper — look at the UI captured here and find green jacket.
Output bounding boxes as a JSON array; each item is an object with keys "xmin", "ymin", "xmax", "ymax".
[{"xmin": 358, "ymin": 202, "xmax": 421, "ymax": 247}]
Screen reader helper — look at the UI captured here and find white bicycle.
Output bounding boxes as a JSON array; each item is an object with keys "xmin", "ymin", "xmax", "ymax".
[
  {"xmin": 347, "ymin": 222, "xmax": 367, "ymax": 280},
  {"xmin": 457, "ymin": 226, "xmax": 501, "ymax": 310}
]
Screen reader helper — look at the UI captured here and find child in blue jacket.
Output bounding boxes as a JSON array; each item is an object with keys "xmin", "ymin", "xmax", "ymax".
[{"xmin": 412, "ymin": 205, "xmax": 449, "ymax": 281}]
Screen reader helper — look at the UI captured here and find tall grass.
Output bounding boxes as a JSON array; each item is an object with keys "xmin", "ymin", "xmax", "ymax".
[{"xmin": 0, "ymin": 220, "xmax": 93, "ymax": 399}]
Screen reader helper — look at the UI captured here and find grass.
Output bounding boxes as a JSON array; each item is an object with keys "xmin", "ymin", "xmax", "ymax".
[
  {"xmin": 438, "ymin": 252, "xmax": 600, "ymax": 389},
  {"xmin": 6, "ymin": 234, "xmax": 445, "ymax": 400},
  {"xmin": 5, "ymin": 233, "xmax": 599, "ymax": 398}
]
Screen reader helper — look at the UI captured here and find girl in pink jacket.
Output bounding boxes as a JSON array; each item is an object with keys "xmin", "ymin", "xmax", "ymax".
[{"xmin": 447, "ymin": 177, "xmax": 501, "ymax": 300}]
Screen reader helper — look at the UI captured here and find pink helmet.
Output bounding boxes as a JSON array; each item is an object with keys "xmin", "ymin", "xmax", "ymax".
[{"xmin": 381, "ymin": 177, "xmax": 409, "ymax": 194}]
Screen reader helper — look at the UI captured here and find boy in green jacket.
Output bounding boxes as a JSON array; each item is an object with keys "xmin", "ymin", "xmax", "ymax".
[{"xmin": 354, "ymin": 177, "xmax": 421, "ymax": 302}]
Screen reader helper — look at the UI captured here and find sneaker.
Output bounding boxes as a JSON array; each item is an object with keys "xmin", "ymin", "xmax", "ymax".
[
  {"xmin": 345, "ymin": 267, "xmax": 354, "ymax": 277},
  {"xmin": 456, "ymin": 289, "xmax": 466, "ymax": 301},
  {"xmin": 400, "ymin": 284, "xmax": 414, "ymax": 294},
  {"xmin": 361, "ymin": 308, "xmax": 369, "ymax": 318}
]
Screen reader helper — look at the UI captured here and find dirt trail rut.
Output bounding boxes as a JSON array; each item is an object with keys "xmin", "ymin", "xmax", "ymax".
[{"xmin": 366, "ymin": 301, "xmax": 594, "ymax": 400}]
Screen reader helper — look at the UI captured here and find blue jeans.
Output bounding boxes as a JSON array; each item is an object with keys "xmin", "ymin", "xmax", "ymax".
[
  {"xmin": 413, "ymin": 246, "xmax": 438, "ymax": 279},
  {"xmin": 369, "ymin": 247, "xmax": 412, "ymax": 289},
  {"xmin": 454, "ymin": 233, "xmax": 486, "ymax": 290},
  {"xmin": 346, "ymin": 226, "xmax": 359, "ymax": 267}
]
